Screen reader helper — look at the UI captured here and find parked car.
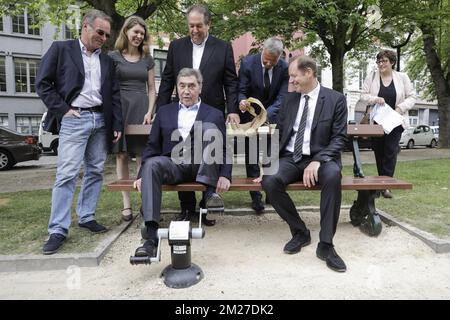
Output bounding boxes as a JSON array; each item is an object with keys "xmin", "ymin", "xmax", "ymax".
[
  {"xmin": 399, "ymin": 125, "xmax": 437, "ymax": 149},
  {"xmin": 430, "ymin": 126, "xmax": 439, "ymax": 143},
  {"xmin": 38, "ymin": 112, "xmax": 59, "ymax": 154},
  {"xmin": 0, "ymin": 127, "xmax": 41, "ymax": 170}
]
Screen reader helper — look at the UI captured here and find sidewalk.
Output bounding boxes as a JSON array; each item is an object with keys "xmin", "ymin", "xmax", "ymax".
[{"xmin": 0, "ymin": 211, "xmax": 449, "ymax": 299}]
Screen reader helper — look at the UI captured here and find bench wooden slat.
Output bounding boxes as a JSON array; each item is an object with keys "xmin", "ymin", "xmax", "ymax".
[
  {"xmin": 107, "ymin": 176, "xmax": 412, "ymax": 192},
  {"xmin": 125, "ymin": 124, "xmax": 385, "ymax": 137},
  {"xmin": 347, "ymin": 124, "xmax": 384, "ymax": 137}
]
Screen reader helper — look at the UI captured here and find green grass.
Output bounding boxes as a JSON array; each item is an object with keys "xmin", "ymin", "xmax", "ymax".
[{"xmin": 0, "ymin": 158, "xmax": 449, "ymax": 254}]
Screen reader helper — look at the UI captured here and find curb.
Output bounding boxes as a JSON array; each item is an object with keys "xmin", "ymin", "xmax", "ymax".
[
  {"xmin": 1, "ymin": 205, "xmax": 448, "ymax": 272},
  {"xmin": 0, "ymin": 218, "xmax": 135, "ymax": 273},
  {"xmin": 377, "ymin": 209, "xmax": 450, "ymax": 254}
]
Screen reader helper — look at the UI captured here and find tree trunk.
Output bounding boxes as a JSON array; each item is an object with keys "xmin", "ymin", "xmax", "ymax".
[
  {"xmin": 421, "ymin": 24, "xmax": 450, "ymax": 148},
  {"xmin": 329, "ymin": 49, "xmax": 345, "ymax": 93}
]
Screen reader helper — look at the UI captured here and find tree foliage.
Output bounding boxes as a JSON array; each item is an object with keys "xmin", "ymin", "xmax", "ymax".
[
  {"xmin": 380, "ymin": 0, "xmax": 450, "ymax": 147},
  {"xmin": 205, "ymin": 0, "xmax": 390, "ymax": 92},
  {"xmin": 0, "ymin": 0, "xmax": 183, "ymax": 50}
]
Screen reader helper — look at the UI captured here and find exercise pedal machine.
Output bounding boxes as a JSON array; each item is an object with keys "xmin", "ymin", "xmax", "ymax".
[{"xmin": 129, "ymin": 193, "xmax": 225, "ymax": 288}]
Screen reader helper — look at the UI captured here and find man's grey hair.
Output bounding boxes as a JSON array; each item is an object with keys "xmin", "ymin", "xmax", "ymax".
[
  {"xmin": 263, "ymin": 37, "xmax": 284, "ymax": 56},
  {"xmin": 82, "ymin": 9, "xmax": 113, "ymax": 26},
  {"xmin": 187, "ymin": 4, "xmax": 212, "ymax": 25},
  {"xmin": 177, "ymin": 68, "xmax": 203, "ymax": 86}
]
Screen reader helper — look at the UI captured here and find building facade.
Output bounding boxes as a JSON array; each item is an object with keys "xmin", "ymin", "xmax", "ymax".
[{"xmin": 0, "ymin": 11, "xmax": 169, "ymax": 135}]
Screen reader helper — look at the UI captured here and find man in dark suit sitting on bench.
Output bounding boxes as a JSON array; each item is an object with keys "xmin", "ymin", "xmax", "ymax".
[
  {"xmin": 133, "ymin": 68, "xmax": 232, "ymax": 257},
  {"xmin": 262, "ymin": 56, "xmax": 348, "ymax": 272}
]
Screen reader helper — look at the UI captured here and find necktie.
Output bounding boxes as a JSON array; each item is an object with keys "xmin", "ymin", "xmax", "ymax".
[
  {"xmin": 293, "ymin": 95, "xmax": 310, "ymax": 162},
  {"xmin": 263, "ymin": 68, "xmax": 270, "ymax": 99}
]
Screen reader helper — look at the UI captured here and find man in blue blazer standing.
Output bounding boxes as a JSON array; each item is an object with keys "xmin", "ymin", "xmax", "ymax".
[
  {"xmin": 36, "ymin": 9, "xmax": 122, "ymax": 255},
  {"xmin": 238, "ymin": 37, "xmax": 288, "ymax": 213},
  {"xmin": 133, "ymin": 68, "xmax": 232, "ymax": 258}
]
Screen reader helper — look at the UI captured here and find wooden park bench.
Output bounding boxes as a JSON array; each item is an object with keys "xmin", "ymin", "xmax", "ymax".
[{"xmin": 107, "ymin": 124, "xmax": 412, "ymax": 237}]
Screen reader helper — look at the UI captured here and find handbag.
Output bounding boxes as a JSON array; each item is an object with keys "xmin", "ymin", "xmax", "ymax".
[{"xmin": 360, "ymin": 104, "xmax": 374, "ymax": 124}]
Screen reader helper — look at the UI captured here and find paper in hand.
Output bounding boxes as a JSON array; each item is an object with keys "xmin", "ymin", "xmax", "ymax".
[{"xmin": 370, "ymin": 103, "xmax": 404, "ymax": 134}]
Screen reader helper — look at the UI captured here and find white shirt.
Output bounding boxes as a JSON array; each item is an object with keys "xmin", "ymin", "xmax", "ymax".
[
  {"xmin": 71, "ymin": 40, "xmax": 103, "ymax": 108},
  {"xmin": 286, "ymin": 83, "xmax": 321, "ymax": 155},
  {"xmin": 178, "ymin": 100, "xmax": 201, "ymax": 140},
  {"xmin": 192, "ymin": 36, "xmax": 208, "ymax": 70}
]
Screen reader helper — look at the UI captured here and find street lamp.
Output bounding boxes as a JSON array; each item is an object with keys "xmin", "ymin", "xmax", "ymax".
[{"xmin": 382, "ymin": 23, "xmax": 415, "ymax": 71}]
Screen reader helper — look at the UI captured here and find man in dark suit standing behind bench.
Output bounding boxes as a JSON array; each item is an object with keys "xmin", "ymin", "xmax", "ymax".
[
  {"xmin": 238, "ymin": 37, "xmax": 289, "ymax": 213},
  {"xmin": 36, "ymin": 9, "xmax": 122, "ymax": 255},
  {"xmin": 262, "ymin": 56, "xmax": 348, "ymax": 272},
  {"xmin": 156, "ymin": 4, "xmax": 239, "ymax": 226}
]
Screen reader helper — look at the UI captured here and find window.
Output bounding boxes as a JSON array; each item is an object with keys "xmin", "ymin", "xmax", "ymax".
[
  {"xmin": 12, "ymin": 10, "xmax": 40, "ymax": 36},
  {"xmin": 27, "ymin": 12, "xmax": 40, "ymax": 36},
  {"xmin": 64, "ymin": 23, "xmax": 77, "ymax": 39},
  {"xmin": 14, "ymin": 58, "xmax": 40, "ymax": 93},
  {"xmin": 316, "ymin": 64, "xmax": 322, "ymax": 83},
  {"xmin": 15, "ymin": 115, "xmax": 41, "ymax": 134},
  {"xmin": 0, "ymin": 16, "xmax": 3, "ymax": 32},
  {"xmin": 153, "ymin": 49, "xmax": 167, "ymax": 78},
  {"xmin": 12, "ymin": 13, "xmax": 25, "ymax": 34},
  {"xmin": 0, "ymin": 115, "xmax": 8, "ymax": 127},
  {"xmin": 0, "ymin": 57, "xmax": 6, "ymax": 92}
]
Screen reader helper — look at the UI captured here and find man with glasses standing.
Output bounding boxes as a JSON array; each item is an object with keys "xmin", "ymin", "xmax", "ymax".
[{"xmin": 36, "ymin": 9, "xmax": 123, "ymax": 255}]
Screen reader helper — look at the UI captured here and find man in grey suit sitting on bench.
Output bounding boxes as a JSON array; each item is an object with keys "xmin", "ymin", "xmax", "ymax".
[{"xmin": 133, "ymin": 68, "xmax": 232, "ymax": 257}]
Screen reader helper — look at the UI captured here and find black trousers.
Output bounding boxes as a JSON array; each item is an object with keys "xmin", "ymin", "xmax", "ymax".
[
  {"xmin": 372, "ymin": 125, "xmax": 404, "ymax": 177},
  {"xmin": 244, "ymin": 135, "xmax": 262, "ymax": 201},
  {"xmin": 141, "ymin": 156, "xmax": 219, "ymax": 223},
  {"xmin": 261, "ymin": 155, "xmax": 342, "ymax": 244}
]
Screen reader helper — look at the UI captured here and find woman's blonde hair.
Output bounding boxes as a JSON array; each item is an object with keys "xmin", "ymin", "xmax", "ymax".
[{"xmin": 114, "ymin": 16, "xmax": 150, "ymax": 56}]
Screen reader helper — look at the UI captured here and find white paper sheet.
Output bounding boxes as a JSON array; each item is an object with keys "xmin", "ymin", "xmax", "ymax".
[{"xmin": 370, "ymin": 103, "xmax": 404, "ymax": 134}]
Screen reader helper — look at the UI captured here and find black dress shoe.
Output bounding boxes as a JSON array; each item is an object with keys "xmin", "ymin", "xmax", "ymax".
[
  {"xmin": 205, "ymin": 192, "xmax": 224, "ymax": 214},
  {"xmin": 78, "ymin": 220, "xmax": 108, "ymax": 234},
  {"xmin": 202, "ymin": 213, "xmax": 216, "ymax": 226},
  {"xmin": 135, "ymin": 239, "xmax": 157, "ymax": 257},
  {"xmin": 283, "ymin": 230, "xmax": 311, "ymax": 254},
  {"xmin": 316, "ymin": 242, "xmax": 347, "ymax": 272},
  {"xmin": 177, "ymin": 209, "xmax": 216, "ymax": 227},
  {"xmin": 176, "ymin": 209, "xmax": 192, "ymax": 221},
  {"xmin": 251, "ymin": 198, "xmax": 265, "ymax": 214},
  {"xmin": 382, "ymin": 189, "xmax": 393, "ymax": 199},
  {"xmin": 43, "ymin": 233, "xmax": 66, "ymax": 255}
]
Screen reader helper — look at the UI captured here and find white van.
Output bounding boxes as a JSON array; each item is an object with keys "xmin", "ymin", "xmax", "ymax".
[{"xmin": 38, "ymin": 112, "xmax": 59, "ymax": 154}]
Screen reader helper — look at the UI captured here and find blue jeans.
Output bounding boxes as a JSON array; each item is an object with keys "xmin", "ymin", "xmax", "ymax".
[{"xmin": 48, "ymin": 111, "xmax": 107, "ymax": 236}]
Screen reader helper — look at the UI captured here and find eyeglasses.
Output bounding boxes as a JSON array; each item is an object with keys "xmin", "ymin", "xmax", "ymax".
[
  {"xmin": 95, "ymin": 28, "xmax": 110, "ymax": 39},
  {"xmin": 376, "ymin": 59, "xmax": 390, "ymax": 65}
]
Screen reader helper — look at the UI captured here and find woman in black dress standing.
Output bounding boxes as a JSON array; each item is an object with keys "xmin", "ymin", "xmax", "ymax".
[{"xmin": 358, "ymin": 50, "xmax": 416, "ymax": 198}]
